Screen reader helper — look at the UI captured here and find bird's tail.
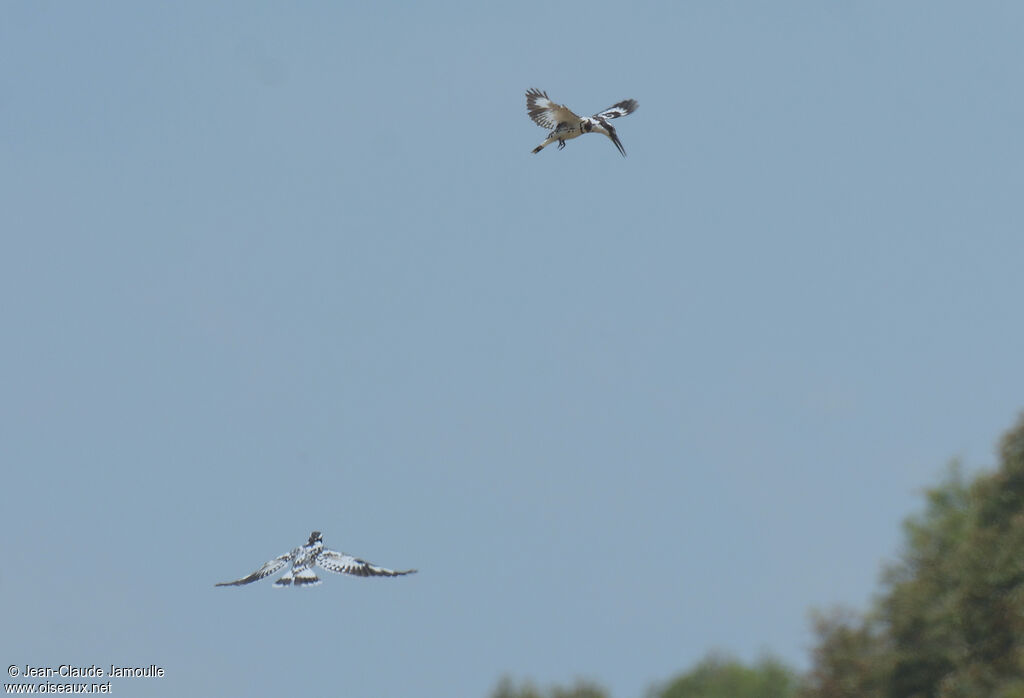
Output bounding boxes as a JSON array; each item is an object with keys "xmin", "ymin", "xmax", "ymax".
[
  {"xmin": 292, "ymin": 569, "xmax": 321, "ymax": 586},
  {"xmin": 274, "ymin": 569, "xmax": 321, "ymax": 587},
  {"xmin": 532, "ymin": 134, "xmax": 559, "ymax": 154}
]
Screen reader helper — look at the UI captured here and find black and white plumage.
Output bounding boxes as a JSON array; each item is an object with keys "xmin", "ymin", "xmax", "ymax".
[
  {"xmin": 215, "ymin": 531, "xmax": 417, "ymax": 588},
  {"xmin": 526, "ymin": 88, "xmax": 638, "ymax": 157}
]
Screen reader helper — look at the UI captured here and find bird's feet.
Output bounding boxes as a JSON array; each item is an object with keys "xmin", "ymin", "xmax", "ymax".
[{"xmin": 557, "ymin": 140, "xmax": 566, "ymax": 150}]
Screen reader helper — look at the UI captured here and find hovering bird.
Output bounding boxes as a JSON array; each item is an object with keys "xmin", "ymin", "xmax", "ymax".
[
  {"xmin": 215, "ymin": 531, "xmax": 417, "ymax": 587},
  {"xmin": 526, "ymin": 88, "xmax": 638, "ymax": 157}
]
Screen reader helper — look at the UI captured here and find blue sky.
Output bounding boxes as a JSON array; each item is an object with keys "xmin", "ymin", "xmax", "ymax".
[{"xmin": 2, "ymin": 2, "xmax": 1022, "ymax": 696}]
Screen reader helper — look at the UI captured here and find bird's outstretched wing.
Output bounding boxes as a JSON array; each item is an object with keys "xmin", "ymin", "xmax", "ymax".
[
  {"xmin": 594, "ymin": 99, "xmax": 638, "ymax": 121},
  {"xmin": 317, "ymin": 549, "xmax": 418, "ymax": 578},
  {"xmin": 215, "ymin": 552, "xmax": 292, "ymax": 586},
  {"xmin": 526, "ymin": 89, "xmax": 581, "ymax": 129}
]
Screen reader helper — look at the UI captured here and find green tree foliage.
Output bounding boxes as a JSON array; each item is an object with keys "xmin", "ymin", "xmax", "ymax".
[
  {"xmin": 490, "ymin": 676, "xmax": 609, "ymax": 698},
  {"xmin": 802, "ymin": 415, "xmax": 1024, "ymax": 698},
  {"xmin": 491, "ymin": 655, "xmax": 801, "ymax": 698},
  {"xmin": 647, "ymin": 653, "xmax": 801, "ymax": 698},
  {"xmin": 800, "ymin": 609, "xmax": 889, "ymax": 698}
]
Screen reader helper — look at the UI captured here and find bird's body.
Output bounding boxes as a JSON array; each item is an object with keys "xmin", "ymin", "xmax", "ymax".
[
  {"xmin": 526, "ymin": 88, "xmax": 638, "ymax": 156},
  {"xmin": 215, "ymin": 531, "xmax": 417, "ymax": 587}
]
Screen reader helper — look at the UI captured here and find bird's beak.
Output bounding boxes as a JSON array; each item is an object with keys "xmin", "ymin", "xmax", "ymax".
[{"xmin": 607, "ymin": 127, "xmax": 627, "ymax": 157}]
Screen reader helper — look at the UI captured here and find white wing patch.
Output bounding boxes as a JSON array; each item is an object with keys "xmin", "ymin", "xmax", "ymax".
[
  {"xmin": 526, "ymin": 88, "xmax": 581, "ymax": 130},
  {"xmin": 594, "ymin": 99, "xmax": 638, "ymax": 120}
]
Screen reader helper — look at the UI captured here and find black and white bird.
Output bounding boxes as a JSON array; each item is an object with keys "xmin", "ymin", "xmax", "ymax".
[
  {"xmin": 215, "ymin": 531, "xmax": 417, "ymax": 588},
  {"xmin": 526, "ymin": 88, "xmax": 638, "ymax": 157}
]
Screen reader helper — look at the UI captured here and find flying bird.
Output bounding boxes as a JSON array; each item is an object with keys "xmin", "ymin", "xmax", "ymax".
[
  {"xmin": 215, "ymin": 531, "xmax": 417, "ymax": 587},
  {"xmin": 526, "ymin": 88, "xmax": 638, "ymax": 157}
]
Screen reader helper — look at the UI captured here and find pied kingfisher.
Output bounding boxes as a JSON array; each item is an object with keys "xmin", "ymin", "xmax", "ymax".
[
  {"xmin": 526, "ymin": 88, "xmax": 638, "ymax": 157},
  {"xmin": 215, "ymin": 531, "xmax": 417, "ymax": 587}
]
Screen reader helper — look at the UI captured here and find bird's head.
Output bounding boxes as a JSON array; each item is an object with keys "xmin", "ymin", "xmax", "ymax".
[{"xmin": 308, "ymin": 531, "xmax": 323, "ymax": 545}]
